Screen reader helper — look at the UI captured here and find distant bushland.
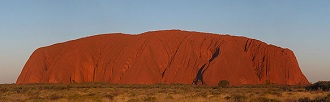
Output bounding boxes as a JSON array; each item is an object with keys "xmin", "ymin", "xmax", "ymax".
[
  {"xmin": 1, "ymin": 82, "xmax": 330, "ymax": 101},
  {"xmin": 306, "ymin": 81, "xmax": 330, "ymax": 91}
]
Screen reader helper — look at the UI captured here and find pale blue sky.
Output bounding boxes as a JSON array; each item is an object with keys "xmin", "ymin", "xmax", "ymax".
[{"xmin": 0, "ymin": 0, "xmax": 329, "ymax": 83}]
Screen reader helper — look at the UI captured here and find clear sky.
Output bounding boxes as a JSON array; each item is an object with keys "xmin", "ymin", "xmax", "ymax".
[{"xmin": 0, "ymin": 0, "xmax": 329, "ymax": 84}]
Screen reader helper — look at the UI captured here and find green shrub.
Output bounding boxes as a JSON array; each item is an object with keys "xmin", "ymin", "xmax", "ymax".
[
  {"xmin": 209, "ymin": 89, "xmax": 221, "ymax": 95},
  {"xmin": 218, "ymin": 80, "xmax": 230, "ymax": 88},
  {"xmin": 251, "ymin": 97, "xmax": 280, "ymax": 102},
  {"xmin": 298, "ymin": 97, "xmax": 310, "ymax": 102},
  {"xmin": 194, "ymin": 91, "xmax": 208, "ymax": 98},
  {"xmin": 306, "ymin": 81, "xmax": 330, "ymax": 91},
  {"xmin": 104, "ymin": 94, "xmax": 115, "ymax": 100},
  {"xmin": 231, "ymin": 94, "xmax": 246, "ymax": 102},
  {"xmin": 279, "ymin": 86, "xmax": 293, "ymax": 91},
  {"xmin": 264, "ymin": 89, "xmax": 282, "ymax": 96},
  {"xmin": 144, "ymin": 96, "xmax": 157, "ymax": 102},
  {"xmin": 0, "ymin": 87, "xmax": 8, "ymax": 93},
  {"xmin": 48, "ymin": 93, "xmax": 63, "ymax": 100},
  {"xmin": 312, "ymin": 96, "xmax": 330, "ymax": 102},
  {"xmin": 224, "ymin": 96, "xmax": 231, "ymax": 100}
]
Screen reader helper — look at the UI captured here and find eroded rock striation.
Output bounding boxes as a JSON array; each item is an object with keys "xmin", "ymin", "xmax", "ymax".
[{"xmin": 17, "ymin": 30, "xmax": 309, "ymax": 86}]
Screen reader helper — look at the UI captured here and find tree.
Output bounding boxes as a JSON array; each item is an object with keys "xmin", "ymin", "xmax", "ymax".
[
  {"xmin": 306, "ymin": 81, "xmax": 330, "ymax": 91},
  {"xmin": 218, "ymin": 80, "xmax": 230, "ymax": 88}
]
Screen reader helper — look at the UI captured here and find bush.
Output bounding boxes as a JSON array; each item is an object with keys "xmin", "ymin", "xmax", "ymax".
[
  {"xmin": 312, "ymin": 96, "xmax": 330, "ymax": 102},
  {"xmin": 224, "ymin": 94, "xmax": 246, "ymax": 102},
  {"xmin": 224, "ymin": 96, "xmax": 231, "ymax": 100},
  {"xmin": 279, "ymin": 86, "xmax": 293, "ymax": 91},
  {"xmin": 144, "ymin": 96, "xmax": 157, "ymax": 102},
  {"xmin": 298, "ymin": 97, "xmax": 310, "ymax": 102},
  {"xmin": 218, "ymin": 80, "xmax": 230, "ymax": 88},
  {"xmin": 48, "ymin": 93, "xmax": 63, "ymax": 100},
  {"xmin": 231, "ymin": 94, "xmax": 246, "ymax": 102},
  {"xmin": 0, "ymin": 87, "xmax": 8, "ymax": 93},
  {"xmin": 306, "ymin": 81, "xmax": 330, "ymax": 91},
  {"xmin": 194, "ymin": 92, "xmax": 208, "ymax": 98},
  {"xmin": 104, "ymin": 94, "xmax": 115, "ymax": 100},
  {"xmin": 251, "ymin": 97, "xmax": 280, "ymax": 102}
]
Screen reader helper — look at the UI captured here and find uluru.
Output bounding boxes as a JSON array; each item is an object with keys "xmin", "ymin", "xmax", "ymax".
[{"xmin": 16, "ymin": 30, "xmax": 309, "ymax": 86}]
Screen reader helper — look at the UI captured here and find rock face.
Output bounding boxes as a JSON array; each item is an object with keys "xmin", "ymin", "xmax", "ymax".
[{"xmin": 16, "ymin": 30, "xmax": 309, "ymax": 86}]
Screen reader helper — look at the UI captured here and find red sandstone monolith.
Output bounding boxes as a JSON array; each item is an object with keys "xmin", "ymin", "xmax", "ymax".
[{"xmin": 16, "ymin": 30, "xmax": 309, "ymax": 86}]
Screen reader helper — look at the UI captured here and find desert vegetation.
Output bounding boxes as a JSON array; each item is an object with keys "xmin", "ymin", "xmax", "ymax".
[
  {"xmin": 306, "ymin": 81, "xmax": 330, "ymax": 91},
  {"xmin": 0, "ymin": 82, "xmax": 330, "ymax": 102}
]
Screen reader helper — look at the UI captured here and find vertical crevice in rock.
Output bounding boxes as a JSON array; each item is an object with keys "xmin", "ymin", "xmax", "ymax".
[
  {"xmin": 41, "ymin": 51, "xmax": 48, "ymax": 71},
  {"xmin": 159, "ymin": 40, "xmax": 170, "ymax": 79},
  {"xmin": 255, "ymin": 55, "xmax": 266, "ymax": 81},
  {"xmin": 193, "ymin": 64, "xmax": 206, "ymax": 85},
  {"xmin": 161, "ymin": 69, "xmax": 167, "ymax": 78},
  {"xmin": 93, "ymin": 64, "xmax": 98, "ymax": 82},
  {"xmin": 93, "ymin": 42, "xmax": 102, "ymax": 82},
  {"xmin": 70, "ymin": 76, "xmax": 76, "ymax": 83},
  {"xmin": 193, "ymin": 47, "xmax": 220, "ymax": 85},
  {"xmin": 161, "ymin": 41, "xmax": 183, "ymax": 79},
  {"xmin": 244, "ymin": 39, "xmax": 251, "ymax": 52},
  {"xmin": 265, "ymin": 55, "xmax": 269, "ymax": 76},
  {"xmin": 209, "ymin": 48, "xmax": 220, "ymax": 62}
]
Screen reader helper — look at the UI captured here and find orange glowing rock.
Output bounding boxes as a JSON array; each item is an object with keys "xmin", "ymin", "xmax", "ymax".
[{"xmin": 16, "ymin": 30, "xmax": 309, "ymax": 86}]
